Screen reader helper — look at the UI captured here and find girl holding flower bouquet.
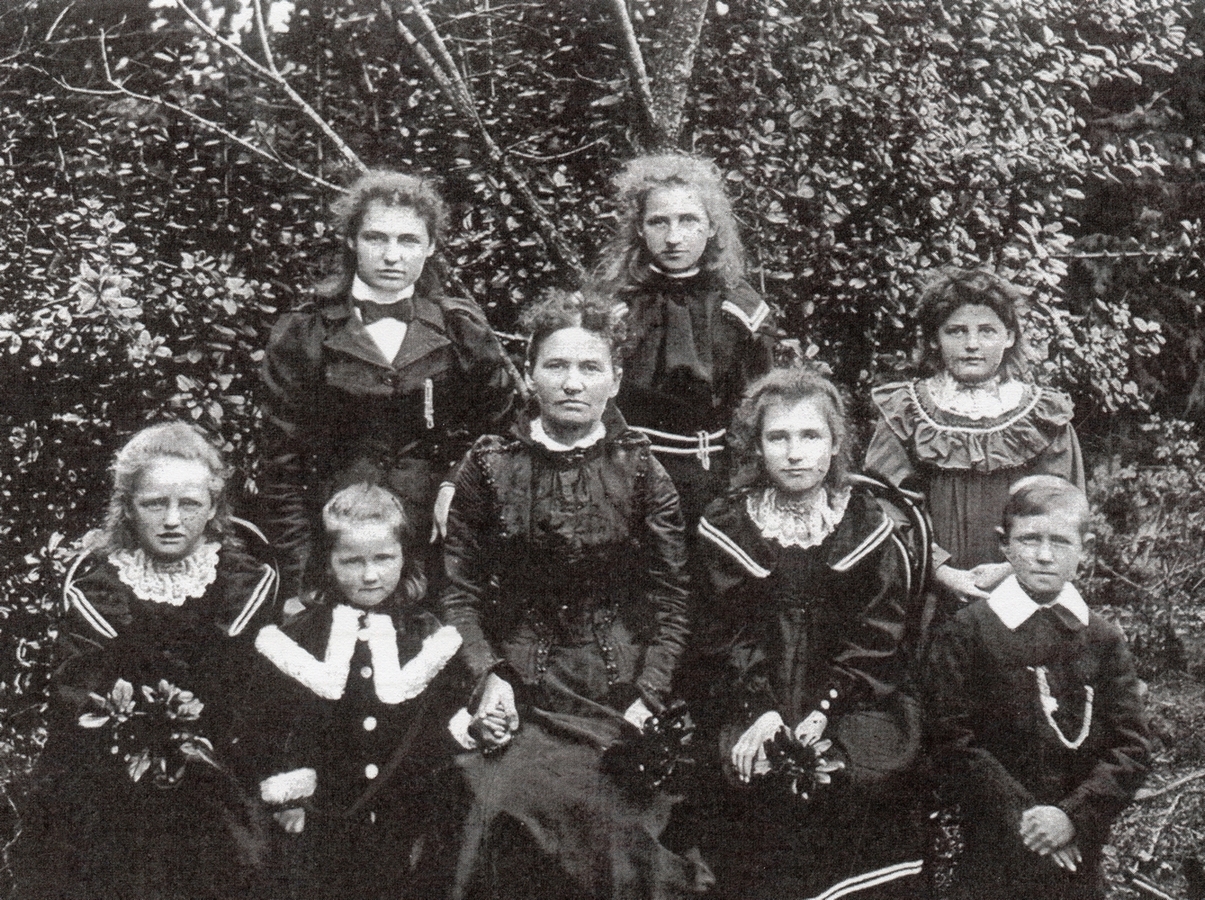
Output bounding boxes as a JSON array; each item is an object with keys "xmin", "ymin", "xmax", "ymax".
[
  {"xmin": 696, "ymin": 367, "xmax": 924, "ymax": 899},
  {"xmin": 13, "ymin": 422, "xmax": 280, "ymax": 900}
]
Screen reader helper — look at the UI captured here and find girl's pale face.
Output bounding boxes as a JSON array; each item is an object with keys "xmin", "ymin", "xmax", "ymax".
[
  {"xmin": 526, "ymin": 327, "xmax": 621, "ymax": 444},
  {"xmin": 759, "ymin": 397, "xmax": 839, "ymax": 498},
  {"xmin": 639, "ymin": 186, "xmax": 715, "ymax": 273},
  {"xmin": 329, "ymin": 523, "xmax": 404, "ymax": 609},
  {"xmin": 935, "ymin": 304, "xmax": 1016, "ymax": 384},
  {"xmin": 128, "ymin": 458, "xmax": 216, "ymax": 563}
]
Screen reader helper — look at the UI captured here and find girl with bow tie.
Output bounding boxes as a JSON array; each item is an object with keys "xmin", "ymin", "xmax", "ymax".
[{"xmin": 254, "ymin": 483, "xmax": 465, "ymax": 900}]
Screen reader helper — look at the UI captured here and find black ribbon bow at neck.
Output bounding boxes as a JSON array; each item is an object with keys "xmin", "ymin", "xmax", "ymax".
[{"xmin": 357, "ymin": 297, "xmax": 414, "ymax": 326}]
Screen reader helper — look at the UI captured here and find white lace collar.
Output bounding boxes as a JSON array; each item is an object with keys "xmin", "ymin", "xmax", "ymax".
[
  {"xmin": 923, "ymin": 371, "xmax": 1027, "ymax": 420},
  {"xmin": 110, "ymin": 542, "xmax": 221, "ymax": 606},
  {"xmin": 351, "ymin": 275, "xmax": 416, "ymax": 306},
  {"xmin": 746, "ymin": 485, "xmax": 851, "ymax": 549},
  {"xmin": 530, "ymin": 418, "xmax": 606, "ymax": 451}
]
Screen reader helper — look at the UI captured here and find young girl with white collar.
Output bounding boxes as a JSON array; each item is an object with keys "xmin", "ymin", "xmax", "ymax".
[{"xmin": 254, "ymin": 483, "xmax": 463, "ymax": 900}]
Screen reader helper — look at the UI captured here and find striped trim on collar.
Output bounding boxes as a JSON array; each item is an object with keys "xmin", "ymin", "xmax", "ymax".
[
  {"xmin": 227, "ymin": 564, "xmax": 278, "ymax": 637},
  {"xmin": 829, "ymin": 514, "xmax": 894, "ymax": 573},
  {"xmin": 698, "ymin": 516, "xmax": 771, "ymax": 579},
  {"xmin": 63, "ymin": 551, "xmax": 118, "ymax": 640},
  {"xmin": 721, "ymin": 298, "xmax": 771, "ymax": 334}
]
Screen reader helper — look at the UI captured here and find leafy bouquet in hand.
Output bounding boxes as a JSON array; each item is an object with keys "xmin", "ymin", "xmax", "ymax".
[
  {"xmin": 603, "ymin": 699, "xmax": 696, "ymax": 794},
  {"xmin": 758, "ymin": 729, "xmax": 844, "ymax": 801},
  {"xmin": 79, "ymin": 678, "xmax": 221, "ymax": 788}
]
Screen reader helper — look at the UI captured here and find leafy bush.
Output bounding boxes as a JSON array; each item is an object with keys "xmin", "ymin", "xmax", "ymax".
[{"xmin": 1083, "ymin": 416, "xmax": 1205, "ymax": 677}]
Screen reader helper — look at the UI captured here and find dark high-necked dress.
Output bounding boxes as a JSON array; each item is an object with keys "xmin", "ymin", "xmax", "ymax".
[
  {"xmin": 696, "ymin": 484, "xmax": 924, "ymax": 900},
  {"xmin": 13, "ymin": 524, "xmax": 279, "ymax": 900},
  {"xmin": 440, "ymin": 412, "xmax": 710, "ymax": 900},
  {"xmin": 609, "ymin": 266, "xmax": 775, "ymax": 531}
]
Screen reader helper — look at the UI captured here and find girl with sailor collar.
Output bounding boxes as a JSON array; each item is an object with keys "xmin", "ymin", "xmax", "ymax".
[
  {"xmin": 13, "ymin": 423, "xmax": 280, "ymax": 900},
  {"xmin": 695, "ymin": 367, "xmax": 923, "ymax": 900},
  {"xmin": 592, "ymin": 154, "xmax": 776, "ymax": 532},
  {"xmin": 254, "ymin": 484, "xmax": 464, "ymax": 900}
]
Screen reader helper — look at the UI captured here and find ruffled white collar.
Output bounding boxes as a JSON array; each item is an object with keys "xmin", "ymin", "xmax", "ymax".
[
  {"xmin": 351, "ymin": 275, "xmax": 415, "ymax": 306},
  {"xmin": 110, "ymin": 542, "xmax": 221, "ymax": 606},
  {"xmin": 923, "ymin": 371, "xmax": 1027, "ymax": 420},
  {"xmin": 530, "ymin": 418, "xmax": 606, "ymax": 451},
  {"xmin": 987, "ymin": 575, "xmax": 1089, "ymax": 630},
  {"xmin": 746, "ymin": 485, "xmax": 851, "ymax": 549}
]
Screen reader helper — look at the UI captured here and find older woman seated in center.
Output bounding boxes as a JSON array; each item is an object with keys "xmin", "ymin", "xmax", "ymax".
[{"xmin": 440, "ymin": 289, "xmax": 710, "ymax": 900}]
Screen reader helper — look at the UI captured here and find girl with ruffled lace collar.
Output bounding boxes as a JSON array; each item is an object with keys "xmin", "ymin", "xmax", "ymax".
[
  {"xmin": 865, "ymin": 267, "xmax": 1085, "ymax": 606},
  {"xmin": 17, "ymin": 423, "xmax": 280, "ymax": 900},
  {"xmin": 695, "ymin": 366, "xmax": 924, "ymax": 900}
]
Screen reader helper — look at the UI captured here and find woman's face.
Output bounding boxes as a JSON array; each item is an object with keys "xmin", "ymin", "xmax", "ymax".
[
  {"xmin": 934, "ymin": 304, "xmax": 1015, "ymax": 384},
  {"xmin": 329, "ymin": 522, "xmax": 404, "ymax": 609},
  {"xmin": 526, "ymin": 326, "xmax": 621, "ymax": 443},
  {"xmin": 639, "ymin": 186, "xmax": 715, "ymax": 273},
  {"xmin": 128, "ymin": 458, "xmax": 217, "ymax": 562},
  {"xmin": 759, "ymin": 396, "xmax": 839, "ymax": 498}
]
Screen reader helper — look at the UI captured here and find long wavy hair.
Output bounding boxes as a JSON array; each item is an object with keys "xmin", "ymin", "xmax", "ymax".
[
  {"xmin": 316, "ymin": 170, "xmax": 450, "ymax": 302},
  {"xmin": 592, "ymin": 154, "xmax": 747, "ymax": 290},
  {"xmin": 91, "ymin": 422, "xmax": 231, "ymax": 556},
  {"xmin": 307, "ymin": 483, "xmax": 427, "ymax": 608},
  {"xmin": 914, "ymin": 266, "xmax": 1032, "ymax": 381},
  {"xmin": 728, "ymin": 365, "xmax": 851, "ymax": 492}
]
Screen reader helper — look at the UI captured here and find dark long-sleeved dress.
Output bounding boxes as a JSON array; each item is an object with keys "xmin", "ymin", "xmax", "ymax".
[
  {"xmin": 14, "ymin": 523, "xmax": 280, "ymax": 900},
  {"xmin": 865, "ymin": 377, "xmax": 1084, "ymax": 571},
  {"xmin": 259, "ymin": 290, "xmax": 516, "ymax": 594},
  {"xmin": 253, "ymin": 598, "xmax": 466, "ymax": 900},
  {"xmin": 609, "ymin": 267, "xmax": 775, "ymax": 530},
  {"xmin": 696, "ymin": 484, "xmax": 924, "ymax": 900},
  {"xmin": 922, "ymin": 590, "xmax": 1151, "ymax": 900},
  {"xmin": 440, "ymin": 414, "xmax": 710, "ymax": 900}
]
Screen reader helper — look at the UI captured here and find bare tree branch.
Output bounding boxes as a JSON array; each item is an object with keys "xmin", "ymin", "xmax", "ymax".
[
  {"xmin": 390, "ymin": 0, "xmax": 584, "ymax": 279},
  {"xmin": 608, "ymin": 0, "xmax": 660, "ymax": 146},
  {"xmin": 172, "ymin": 0, "xmax": 366, "ymax": 173},
  {"xmin": 405, "ymin": 0, "xmax": 475, "ymax": 111},
  {"xmin": 65, "ymin": 30, "xmax": 346, "ymax": 194}
]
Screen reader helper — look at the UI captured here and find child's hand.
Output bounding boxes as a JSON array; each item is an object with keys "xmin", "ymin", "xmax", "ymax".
[
  {"xmin": 933, "ymin": 564, "xmax": 991, "ymax": 602},
  {"xmin": 1019, "ymin": 805, "xmax": 1076, "ymax": 855},
  {"xmin": 1048, "ymin": 842, "xmax": 1081, "ymax": 873},
  {"xmin": 430, "ymin": 482, "xmax": 456, "ymax": 543},
  {"xmin": 472, "ymin": 673, "xmax": 519, "ymax": 748},
  {"xmin": 273, "ymin": 807, "xmax": 306, "ymax": 833},
  {"xmin": 731, "ymin": 711, "xmax": 786, "ymax": 783},
  {"xmin": 970, "ymin": 561, "xmax": 1012, "ymax": 592}
]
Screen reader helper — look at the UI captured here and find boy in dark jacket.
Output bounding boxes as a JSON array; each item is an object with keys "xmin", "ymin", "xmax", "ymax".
[{"xmin": 923, "ymin": 475, "xmax": 1150, "ymax": 900}]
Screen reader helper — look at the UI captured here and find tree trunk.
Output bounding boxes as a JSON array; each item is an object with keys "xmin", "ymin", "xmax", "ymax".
[{"xmin": 647, "ymin": 0, "xmax": 710, "ymax": 148}]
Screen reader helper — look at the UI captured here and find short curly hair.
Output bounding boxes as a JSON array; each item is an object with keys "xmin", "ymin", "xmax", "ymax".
[
  {"xmin": 915, "ymin": 267, "xmax": 1031, "ymax": 380},
  {"xmin": 319, "ymin": 170, "xmax": 449, "ymax": 300},
  {"xmin": 93, "ymin": 422, "xmax": 231, "ymax": 556},
  {"xmin": 519, "ymin": 288, "xmax": 628, "ymax": 369},
  {"xmin": 312, "ymin": 482, "xmax": 427, "ymax": 607},
  {"xmin": 593, "ymin": 154, "xmax": 746, "ymax": 288},
  {"xmin": 729, "ymin": 366, "xmax": 851, "ymax": 490}
]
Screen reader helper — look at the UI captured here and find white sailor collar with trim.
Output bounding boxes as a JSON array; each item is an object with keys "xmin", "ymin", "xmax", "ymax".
[{"xmin": 699, "ymin": 485, "xmax": 893, "ymax": 579}]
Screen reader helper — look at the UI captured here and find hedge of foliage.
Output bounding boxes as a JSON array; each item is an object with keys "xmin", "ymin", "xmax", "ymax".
[{"xmin": 2, "ymin": 0, "xmax": 1205, "ymax": 720}]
